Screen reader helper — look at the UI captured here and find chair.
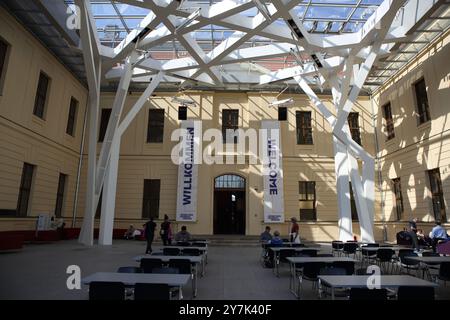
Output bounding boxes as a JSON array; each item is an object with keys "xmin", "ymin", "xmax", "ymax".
[
  {"xmin": 361, "ymin": 243, "xmax": 379, "ymax": 266},
  {"xmin": 438, "ymin": 262, "xmax": 450, "ymax": 286},
  {"xmin": 397, "ymin": 286, "xmax": 435, "ymax": 300},
  {"xmin": 421, "ymin": 252, "xmax": 440, "ymax": 280},
  {"xmin": 151, "ymin": 267, "xmax": 179, "ymax": 274},
  {"xmin": 192, "ymin": 242, "xmax": 207, "ymax": 247},
  {"xmin": 331, "ymin": 241, "xmax": 344, "ymax": 256},
  {"xmin": 169, "ymin": 259, "xmax": 192, "ymax": 275},
  {"xmin": 182, "ymin": 248, "xmax": 201, "ymax": 256},
  {"xmin": 291, "ymin": 243, "xmax": 305, "ymax": 247},
  {"xmin": 376, "ymin": 248, "xmax": 394, "ymax": 274},
  {"xmin": 134, "ymin": 283, "xmax": 170, "ymax": 300},
  {"xmin": 318, "ymin": 267, "xmax": 347, "ymax": 298},
  {"xmin": 140, "ymin": 258, "xmax": 163, "ymax": 273},
  {"xmin": 163, "ymin": 247, "xmax": 181, "ymax": 256},
  {"xmin": 343, "ymin": 242, "xmax": 358, "ymax": 259},
  {"xmin": 298, "ymin": 262, "xmax": 326, "ymax": 298},
  {"xmin": 89, "ymin": 281, "xmax": 125, "ymax": 300},
  {"xmin": 117, "ymin": 266, "xmax": 142, "ymax": 273},
  {"xmin": 277, "ymin": 249, "xmax": 296, "ymax": 276},
  {"xmin": 398, "ymin": 250, "xmax": 420, "ymax": 276},
  {"xmin": 349, "ymin": 288, "xmax": 387, "ymax": 300},
  {"xmin": 177, "ymin": 241, "xmax": 191, "ymax": 247},
  {"xmin": 332, "ymin": 261, "xmax": 355, "ymax": 275}
]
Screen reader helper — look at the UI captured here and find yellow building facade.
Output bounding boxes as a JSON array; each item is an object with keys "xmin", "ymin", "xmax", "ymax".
[{"xmin": 0, "ymin": 7, "xmax": 449, "ymax": 241}]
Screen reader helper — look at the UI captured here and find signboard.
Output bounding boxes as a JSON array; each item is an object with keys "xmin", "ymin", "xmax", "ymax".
[
  {"xmin": 176, "ymin": 120, "xmax": 200, "ymax": 221},
  {"xmin": 261, "ymin": 120, "xmax": 285, "ymax": 223}
]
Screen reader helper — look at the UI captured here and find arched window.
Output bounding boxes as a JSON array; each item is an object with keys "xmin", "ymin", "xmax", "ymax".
[{"xmin": 214, "ymin": 174, "xmax": 245, "ymax": 189}]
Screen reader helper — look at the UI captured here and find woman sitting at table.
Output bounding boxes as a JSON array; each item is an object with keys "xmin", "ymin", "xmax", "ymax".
[{"xmin": 269, "ymin": 231, "xmax": 283, "ymax": 246}]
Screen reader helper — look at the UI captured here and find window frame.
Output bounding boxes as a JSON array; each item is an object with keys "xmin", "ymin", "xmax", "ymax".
[
  {"xmin": 54, "ymin": 173, "xmax": 67, "ymax": 218},
  {"xmin": 427, "ymin": 169, "xmax": 447, "ymax": 222},
  {"xmin": 147, "ymin": 109, "xmax": 165, "ymax": 143},
  {"xmin": 142, "ymin": 179, "xmax": 161, "ymax": 219},
  {"xmin": 66, "ymin": 97, "xmax": 78, "ymax": 136},
  {"xmin": 392, "ymin": 178, "xmax": 404, "ymax": 221},
  {"xmin": 348, "ymin": 112, "xmax": 362, "ymax": 146},
  {"xmin": 17, "ymin": 163, "xmax": 35, "ymax": 217},
  {"xmin": 299, "ymin": 181, "xmax": 316, "ymax": 221},
  {"xmin": 382, "ymin": 102, "xmax": 395, "ymax": 141},
  {"xmin": 0, "ymin": 37, "xmax": 10, "ymax": 96},
  {"xmin": 414, "ymin": 77, "xmax": 431, "ymax": 125},
  {"xmin": 222, "ymin": 109, "xmax": 239, "ymax": 144},
  {"xmin": 33, "ymin": 71, "xmax": 51, "ymax": 119},
  {"xmin": 296, "ymin": 111, "xmax": 314, "ymax": 145}
]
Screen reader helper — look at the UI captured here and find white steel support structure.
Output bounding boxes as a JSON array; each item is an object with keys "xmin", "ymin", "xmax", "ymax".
[{"xmin": 73, "ymin": 0, "xmax": 445, "ymax": 245}]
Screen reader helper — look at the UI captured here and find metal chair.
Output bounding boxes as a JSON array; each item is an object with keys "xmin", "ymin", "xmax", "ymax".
[
  {"xmin": 397, "ymin": 286, "xmax": 435, "ymax": 300},
  {"xmin": 140, "ymin": 258, "xmax": 163, "ymax": 273},
  {"xmin": 343, "ymin": 242, "xmax": 358, "ymax": 259},
  {"xmin": 398, "ymin": 250, "xmax": 420, "ymax": 276},
  {"xmin": 277, "ymin": 249, "xmax": 296, "ymax": 277},
  {"xmin": 298, "ymin": 262, "xmax": 326, "ymax": 298},
  {"xmin": 361, "ymin": 243, "xmax": 379, "ymax": 266},
  {"xmin": 169, "ymin": 259, "xmax": 192, "ymax": 276},
  {"xmin": 421, "ymin": 252, "xmax": 440, "ymax": 280},
  {"xmin": 163, "ymin": 247, "xmax": 181, "ymax": 256},
  {"xmin": 376, "ymin": 248, "xmax": 394, "ymax": 274},
  {"xmin": 332, "ymin": 261, "xmax": 355, "ymax": 275},
  {"xmin": 182, "ymin": 248, "xmax": 201, "ymax": 256},
  {"xmin": 89, "ymin": 281, "xmax": 125, "ymax": 300},
  {"xmin": 117, "ymin": 266, "xmax": 142, "ymax": 273},
  {"xmin": 438, "ymin": 262, "xmax": 450, "ymax": 286},
  {"xmin": 297, "ymin": 249, "xmax": 317, "ymax": 257},
  {"xmin": 134, "ymin": 283, "xmax": 170, "ymax": 300},
  {"xmin": 331, "ymin": 241, "xmax": 344, "ymax": 256}
]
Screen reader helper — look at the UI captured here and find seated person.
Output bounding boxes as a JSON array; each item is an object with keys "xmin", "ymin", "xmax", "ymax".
[
  {"xmin": 260, "ymin": 226, "xmax": 272, "ymax": 243},
  {"xmin": 175, "ymin": 226, "xmax": 192, "ymax": 243},
  {"xmin": 124, "ymin": 225, "xmax": 136, "ymax": 240},
  {"xmin": 416, "ymin": 229, "xmax": 432, "ymax": 247},
  {"xmin": 269, "ymin": 231, "xmax": 283, "ymax": 246},
  {"xmin": 429, "ymin": 221, "xmax": 449, "ymax": 252}
]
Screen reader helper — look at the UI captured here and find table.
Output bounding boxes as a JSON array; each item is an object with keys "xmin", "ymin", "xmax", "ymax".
[
  {"xmin": 82, "ymin": 272, "xmax": 191, "ymax": 300},
  {"xmin": 318, "ymin": 275, "xmax": 438, "ymax": 300},
  {"xmin": 134, "ymin": 255, "xmax": 202, "ymax": 297},
  {"xmin": 286, "ymin": 257, "xmax": 357, "ymax": 298},
  {"xmin": 159, "ymin": 246, "xmax": 208, "ymax": 274},
  {"xmin": 404, "ymin": 256, "xmax": 450, "ymax": 279},
  {"xmin": 268, "ymin": 247, "xmax": 322, "ymax": 277}
]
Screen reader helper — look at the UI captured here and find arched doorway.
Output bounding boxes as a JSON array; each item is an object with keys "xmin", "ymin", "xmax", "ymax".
[{"xmin": 213, "ymin": 174, "xmax": 246, "ymax": 235}]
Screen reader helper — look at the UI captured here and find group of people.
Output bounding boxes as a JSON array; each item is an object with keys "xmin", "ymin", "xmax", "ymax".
[
  {"xmin": 259, "ymin": 217, "xmax": 301, "ymax": 246},
  {"xmin": 408, "ymin": 217, "xmax": 449, "ymax": 252},
  {"xmin": 140, "ymin": 215, "xmax": 193, "ymax": 254}
]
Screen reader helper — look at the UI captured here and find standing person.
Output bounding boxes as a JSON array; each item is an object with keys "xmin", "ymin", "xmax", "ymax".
[
  {"xmin": 408, "ymin": 217, "xmax": 419, "ymax": 250},
  {"xmin": 290, "ymin": 217, "xmax": 300, "ymax": 243},
  {"xmin": 144, "ymin": 218, "xmax": 156, "ymax": 254},
  {"xmin": 160, "ymin": 214, "xmax": 172, "ymax": 246}
]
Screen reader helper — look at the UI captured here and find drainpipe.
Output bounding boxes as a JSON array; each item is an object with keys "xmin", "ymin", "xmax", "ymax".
[
  {"xmin": 370, "ymin": 93, "xmax": 387, "ymax": 242},
  {"xmin": 72, "ymin": 99, "xmax": 89, "ymax": 228}
]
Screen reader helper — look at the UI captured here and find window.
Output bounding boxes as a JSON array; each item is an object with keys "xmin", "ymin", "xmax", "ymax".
[
  {"xmin": 33, "ymin": 72, "xmax": 50, "ymax": 119},
  {"xmin": 392, "ymin": 178, "xmax": 404, "ymax": 221},
  {"xmin": 147, "ymin": 109, "xmax": 165, "ymax": 143},
  {"xmin": 348, "ymin": 112, "xmax": 362, "ymax": 146},
  {"xmin": 66, "ymin": 97, "xmax": 78, "ymax": 136},
  {"xmin": 54, "ymin": 173, "xmax": 67, "ymax": 218},
  {"xmin": 0, "ymin": 38, "xmax": 9, "ymax": 94},
  {"xmin": 98, "ymin": 109, "xmax": 111, "ymax": 142},
  {"xmin": 414, "ymin": 78, "xmax": 431, "ymax": 124},
  {"xmin": 382, "ymin": 103, "xmax": 395, "ymax": 141},
  {"xmin": 296, "ymin": 111, "xmax": 313, "ymax": 145},
  {"xmin": 142, "ymin": 179, "xmax": 160, "ymax": 219},
  {"xmin": 299, "ymin": 181, "xmax": 316, "ymax": 221},
  {"xmin": 222, "ymin": 109, "xmax": 239, "ymax": 144},
  {"xmin": 427, "ymin": 169, "xmax": 446, "ymax": 222},
  {"xmin": 17, "ymin": 163, "xmax": 35, "ymax": 217},
  {"xmin": 178, "ymin": 106, "xmax": 187, "ymax": 120},
  {"xmin": 349, "ymin": 182, "xmax": 358, "ymax": 221}
]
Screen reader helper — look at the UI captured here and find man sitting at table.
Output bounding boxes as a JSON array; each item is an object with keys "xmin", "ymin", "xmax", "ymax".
[
  {"xmin": 175, "ymin": 226, "xmax": 192, "ymax": 242},
  {"xmin": 269, "ymin": 231, "xmax": 283, "ymax": 246},
  {"xmin": 260, "ymin": 226, "xmax": 272, "ymax": 243},
  {"xmin": 429, "ymin": 221, "xmax": 449, "ymax": 252}
]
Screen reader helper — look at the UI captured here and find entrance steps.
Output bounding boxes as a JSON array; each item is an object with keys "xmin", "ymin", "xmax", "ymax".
[{"xmin": 194, "ymin": 235, "xmax": 261, "ymax": 247}]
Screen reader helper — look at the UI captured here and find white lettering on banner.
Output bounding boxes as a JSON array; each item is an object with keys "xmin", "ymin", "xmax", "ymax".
[
  {"xmin": 176, "ymin": 120, "xmax": 201, "ymax": 221},
  {"xmin": 261, "ymin": 121, "xmax": 285, "ymax": 223}
]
